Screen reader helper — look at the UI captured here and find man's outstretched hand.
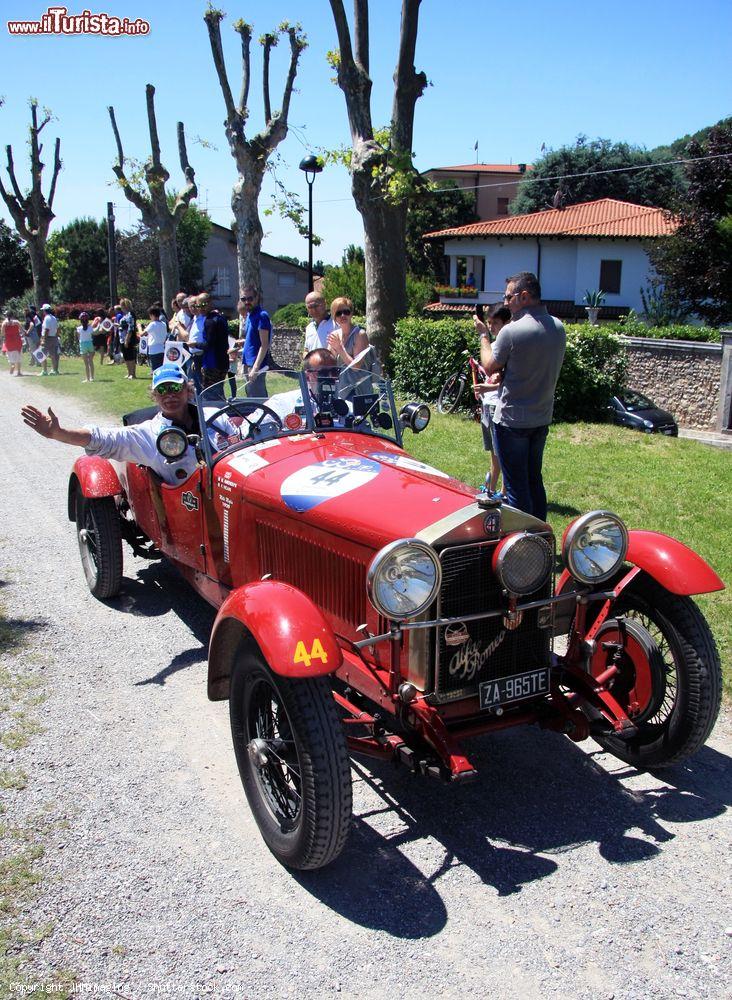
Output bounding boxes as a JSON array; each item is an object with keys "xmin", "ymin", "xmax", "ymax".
[{"xmin": 22, "ymin": 405, "xmax": 59, "ymax": 439}]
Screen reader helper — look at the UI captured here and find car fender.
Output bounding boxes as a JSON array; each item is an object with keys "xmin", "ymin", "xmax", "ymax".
[
  {"xmin": 67, "ymin": 456, "xmax": 122, "ymax": 521},
  {"xmin": 207, "ymin": 580, "xmax": 343, "ymax": 701},
  {"xmin": 556, "ymin": 528, "xmax": 724, "ymax": 598}
]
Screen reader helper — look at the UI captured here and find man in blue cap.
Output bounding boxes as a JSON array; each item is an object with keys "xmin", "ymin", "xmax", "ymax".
[{"xmin": 21, "ymin": 364, "xmax": 238, "ymax": 485}]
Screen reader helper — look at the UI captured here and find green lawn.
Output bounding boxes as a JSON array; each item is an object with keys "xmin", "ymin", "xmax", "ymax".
[{"xmin": 21, "ymin": 356, "xmax": 731, "ymax": 693}]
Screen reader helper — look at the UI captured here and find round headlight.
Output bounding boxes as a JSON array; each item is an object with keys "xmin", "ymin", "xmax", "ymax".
[
  {"xmin": 493, "ymin": 532, "xmax": 553, "ymax": 596},
  {"xmin": 156, "ymin": 426, "xmax": 188, "ymax": 460},
  {"xmin": 367, "ymin": 539, "xmax": 441, "ymax": 621},
  {"xmin": 563, "ymin": 511, "xmax": 628, "ymax": 585}
]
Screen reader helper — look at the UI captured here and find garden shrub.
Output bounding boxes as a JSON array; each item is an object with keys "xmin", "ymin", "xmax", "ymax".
[
  {"xmin": 554, "ymin": 328, "xmax": 627, "ymax": 421},
  {"xmin": 565, "ymin": 319, "xmax": 720, "ymax": 343},
  {"xmin": 391, "ymin": 317, "xmax": 627, "ymax": 422},
  {"xmin": 272, "ymin": 302, "xmax": 309, "ymax": 329},
  {"xmin": 391, "ymin": 317, "xmax": 472, "ymax": 399}
]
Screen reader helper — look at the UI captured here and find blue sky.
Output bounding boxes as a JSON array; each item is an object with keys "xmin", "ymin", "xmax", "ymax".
[{"xmin": 1, "ymin": 0, "xmax": 730, "ymax": 268}]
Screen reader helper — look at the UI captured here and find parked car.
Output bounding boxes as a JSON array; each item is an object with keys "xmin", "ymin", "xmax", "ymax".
[
  {"xmin": 609, "ymin": 389, "xmax": 679, "ymax": 435},
  {"xmin": 67, "ymin": 365, "xmax": 723, "ymax": 870}
]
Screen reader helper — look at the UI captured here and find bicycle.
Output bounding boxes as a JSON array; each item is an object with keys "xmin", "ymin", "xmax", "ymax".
[{"xmin": 437, "ymin": 351, "xmax": 487, "ymax": 415}]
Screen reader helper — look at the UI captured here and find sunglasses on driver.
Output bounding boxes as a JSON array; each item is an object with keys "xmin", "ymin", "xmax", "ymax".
[{"xmin": 155, "ymin": 382, "xmax": 185, "ymax": 396}]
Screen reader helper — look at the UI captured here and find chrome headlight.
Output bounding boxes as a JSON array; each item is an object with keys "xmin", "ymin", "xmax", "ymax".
[
  {"xmin": 563, "ymin": 511, "xmax": 628, "ymax": 585},
  {"xmin": 367, "ymin": 539, "xmax": 441, "ymax": 621},
  {"xmin": 493, "ymin": 532, "xmax": 553, "ymax": 596},
  {"xmin": 156, "ymin": 426, "xmax": 188, "ymax": 461}
]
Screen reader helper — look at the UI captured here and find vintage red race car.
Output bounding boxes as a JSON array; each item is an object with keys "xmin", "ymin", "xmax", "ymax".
[{"xmin": 66, "ymin": 365, "xmax": 724, "ymax": 870}]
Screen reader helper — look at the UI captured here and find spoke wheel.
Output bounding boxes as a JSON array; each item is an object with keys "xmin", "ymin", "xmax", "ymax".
[
  {"xmin": 588, "ymin": 574, "xmax": 722, "ymax": 767},
  {"xmin": 230, "ymin": 647, "xmax": 352, "ymax": 870},
  {"xmin": 76, "ymin": 495, "xmax": 123, "ymax": 599},
  {"xmin": 437, "ymin": 372, "xmax": 465, "ymax": 414}
]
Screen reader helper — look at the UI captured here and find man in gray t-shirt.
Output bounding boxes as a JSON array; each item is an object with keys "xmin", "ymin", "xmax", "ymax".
[{"xmin": 476, "ymin": 272, "xmax": 565, "ymax": 520}]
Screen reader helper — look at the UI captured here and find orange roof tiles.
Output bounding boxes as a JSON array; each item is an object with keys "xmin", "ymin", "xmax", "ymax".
[
  {"xmin": 424, "ymin": 198, "xmax": 678, "ymax": 239},
  {"xmin": 425, "ymin": 163, "xmax": 530, "ymax": 174}
]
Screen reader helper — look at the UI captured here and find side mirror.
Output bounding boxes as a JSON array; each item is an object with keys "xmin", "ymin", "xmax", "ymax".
[{"xmin": 399, "ymin": 402, "xmax": 431, "ymax": 434}]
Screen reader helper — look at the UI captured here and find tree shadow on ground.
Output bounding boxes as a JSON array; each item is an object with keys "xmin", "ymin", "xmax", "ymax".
[
  {"xmin": 547, "ymin": 501, "xmax": 582, "ymax": 517},
  {"xmin": 0, "ymin": 616, "xmax": 47, "ymax": 655},
  {"xmin": 296, "ymin": 725, "xmax": 729, "ymax": 936}
]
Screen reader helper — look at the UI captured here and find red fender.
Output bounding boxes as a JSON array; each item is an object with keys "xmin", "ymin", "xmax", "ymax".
[
  {"xmin": 207, "ymin": 580, "xmax": 343, "ymax": 700},
  {"xmin": 556, "ymin": 528, "xmax": 724, "ymax": 598},
  {"xmin": 67, "ymin": 455, "xmax": 122, "ymax": 520}
]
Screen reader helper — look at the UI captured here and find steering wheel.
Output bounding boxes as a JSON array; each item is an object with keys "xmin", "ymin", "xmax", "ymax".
[{"xmin": 204, "ymin": 398, "xmax": 284, "ymax": 441}]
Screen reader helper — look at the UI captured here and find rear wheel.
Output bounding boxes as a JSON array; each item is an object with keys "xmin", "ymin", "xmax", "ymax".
[
  {"xmin": 76, "ymin": 495, "xmax": 123, "ymax": 599},
  {"xmin": 230, "ymin": 647, "xmax": 352, "ymax": 869},
  {"xmin": 588, "ymin": 574, "xmax": 722, "ymax": 767},
  {"xmin": 437, "ymin": 372, "xmax": 465, "ymax": 414}
]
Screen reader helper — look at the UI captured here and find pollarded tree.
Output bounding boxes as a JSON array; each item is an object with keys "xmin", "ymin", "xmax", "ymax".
[
  {"xmin": 203, "ymin": 10, "xmax": 307, "ymax": 294},
  {"xmin": 108, "ymin": 84, "xmax": 197, "ymax": 309},
  {"xmin": 328, "ymin": 0, "xmax": 427, "ymax": 359},
  {"xmin": 0, "ymin": 99, "xmax": 61, "ymax": 307}
]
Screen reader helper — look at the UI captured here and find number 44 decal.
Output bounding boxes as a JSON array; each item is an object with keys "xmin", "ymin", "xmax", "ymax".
[{"xmin": 293, "ymin": 638, "xmax": 329, "ymax": 668}]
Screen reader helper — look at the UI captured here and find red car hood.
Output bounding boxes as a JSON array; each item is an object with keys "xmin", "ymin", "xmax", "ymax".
[{"xmin": 215, "ymin": 433, "xmax": 480, "ymax": 551}]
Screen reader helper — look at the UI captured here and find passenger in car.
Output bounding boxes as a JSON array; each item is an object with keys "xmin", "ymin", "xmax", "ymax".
[
  {"xmin": 266, "ymin": 349, "xmax": 349, "ymax": 427},
  {"xmin": 20, "ymin": 364, "xmax": 239, "ymax": 486}
]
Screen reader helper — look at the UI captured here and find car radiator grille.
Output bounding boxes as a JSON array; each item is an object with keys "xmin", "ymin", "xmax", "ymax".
[
  {"xmin": 256, "ymin": 520, "xmax": 368, "ymax": 632},
  {"xmin": 433, "ymin": 539, "xmax": 553, "ymax": 703}
]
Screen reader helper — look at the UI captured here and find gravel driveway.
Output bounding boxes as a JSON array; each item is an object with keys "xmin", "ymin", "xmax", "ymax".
[{"xmin": 2, "ymin": 375, "xmax": 731, "ymax": 999}]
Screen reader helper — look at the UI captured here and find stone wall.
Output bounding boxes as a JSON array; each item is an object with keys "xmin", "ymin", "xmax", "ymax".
[
  {"xmin": 270, "ymin": 327, "xmax": 304, "ymax": 370},
  {"xmin": 621, "ymin": 336, "xmax": 723, "ymax": 431}
]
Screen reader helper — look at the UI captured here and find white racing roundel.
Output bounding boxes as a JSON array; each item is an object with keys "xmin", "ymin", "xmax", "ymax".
[
  {"xmin": 369, "ymin": 451, "xmax": 449, "ymax": 479},
  {"xmin": 281, "ymin": 457, "xmax": 380, "ymax": 512}
]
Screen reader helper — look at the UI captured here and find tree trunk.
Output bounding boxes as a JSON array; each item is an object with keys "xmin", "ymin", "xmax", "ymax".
[
  {"xmin": 232, "ymin": 167, "xmax": 266, "ymax": 296},
  {"xmin": 27, "ymin": 236, "xmax": 52, "ymax": 307},
  {"xmin": 157, "ymin": 225, "xmax": 180, "ymax": 313},
  {"xmin": 361, "ymin": 202, "xmax": 408, "ymax": 362}
]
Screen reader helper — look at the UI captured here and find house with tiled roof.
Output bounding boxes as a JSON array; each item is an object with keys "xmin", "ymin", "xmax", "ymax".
[
  {"xmin": 422, "ymin": 162, "xmax": 529, "ymax": 220},
  {"xmin": 423, "ymin": 198, "xmax": 679, "ymax": 317}
]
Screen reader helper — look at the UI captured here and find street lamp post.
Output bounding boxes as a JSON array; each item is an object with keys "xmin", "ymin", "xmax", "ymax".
[{"xmin": 299, "ymin": 155, "xmax": 323, "ymax": 293}]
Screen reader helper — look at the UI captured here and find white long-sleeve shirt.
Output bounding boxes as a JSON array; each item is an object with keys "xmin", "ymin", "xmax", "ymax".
[{"xmin": 85, "ymin": 408, "xmax": 238, "ymax": 485}]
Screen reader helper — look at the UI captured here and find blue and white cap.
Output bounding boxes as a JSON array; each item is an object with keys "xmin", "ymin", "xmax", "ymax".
[{"xmin": 152, "ymin": 363, "xmax": 187, "ymax": 390}]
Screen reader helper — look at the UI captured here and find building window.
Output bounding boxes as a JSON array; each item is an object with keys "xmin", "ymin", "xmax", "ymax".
[
  {"xmin": 497, "ymin": 198, "xmax": 509, "ymax": 216},
  {"xmin": 277, "ymin": 272, "xmax": 296, "ymax": 287},
  {"xmin": 212, "ymin": 266, "xmax": 231, "ymax": 297},
  {"xmin": 599, "ymin": 259, "xmax": 622, "ymax": 294}
]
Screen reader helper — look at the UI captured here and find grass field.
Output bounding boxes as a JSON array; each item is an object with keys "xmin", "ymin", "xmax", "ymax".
[{"xmin": 18, "ymin": 355, "xmax": 731, "ymax": 693}]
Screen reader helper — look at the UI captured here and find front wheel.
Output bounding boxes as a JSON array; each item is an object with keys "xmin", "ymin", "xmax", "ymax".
[
  {"xmin": 588, "ymin": 574, "xmax": 722, "ymax": 768},
  {"xmin": 230, "ymin": 647, "xmax": 352, "ymax": 870},
  {"xmin": 437, "ymin": 372, "xmax": 465, "ymax": 414},
  {"xmin": 76, "ymin": 495, "xmax": 123, "ymax": 599}
]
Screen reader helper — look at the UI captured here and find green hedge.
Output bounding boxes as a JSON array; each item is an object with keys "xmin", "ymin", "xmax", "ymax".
[
  {"xmin": 568, "ymin": 320, "xmax": 720, "ymax": 343},
  {"xmin": 391, "ymin": 317, "xmax": 627, "ymax": 422}
]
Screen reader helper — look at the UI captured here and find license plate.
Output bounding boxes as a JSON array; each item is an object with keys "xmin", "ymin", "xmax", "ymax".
[
  {"xmin": 479, "ymin": 667, "xmax": 549, "ymax": 710},
  {"xmin": 662, "ymin": 427, "xmax": 675, "ymax": 435}
]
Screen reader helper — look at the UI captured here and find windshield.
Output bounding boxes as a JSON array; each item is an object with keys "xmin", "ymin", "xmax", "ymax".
[
  {"xmin": 195, "ymin": 360, "xmax": 404, "ymax": 464},
  {"xmin": 619, "ymin": 390, "xmax": 655, "ymax": 411}
]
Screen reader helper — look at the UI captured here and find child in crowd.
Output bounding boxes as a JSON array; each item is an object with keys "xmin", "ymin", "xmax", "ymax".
[
  {"xmin": 142, "ymin": 306, "xmax": 169, "ymax": 373},
  {"xmin": 77, "ymin": 312, "xmax": 95, "ymax": 382},
  {"xmin": 473, "ymin": 304, "xmax": 511, "ymax": 498}
]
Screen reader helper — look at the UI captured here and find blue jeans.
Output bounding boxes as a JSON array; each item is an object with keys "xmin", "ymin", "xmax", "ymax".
[
  {"xmin": 492, "ymin": 423, "xmax": 549, "ymax": 520},
  {"xmin": 245, "ymin": 370, "xmax": 268, "ymax": 398}
]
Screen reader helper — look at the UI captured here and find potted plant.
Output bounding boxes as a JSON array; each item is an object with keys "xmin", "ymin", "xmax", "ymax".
[{"xmin": 583, "ymin": 289, "xmax": 605, "ymax": 326}]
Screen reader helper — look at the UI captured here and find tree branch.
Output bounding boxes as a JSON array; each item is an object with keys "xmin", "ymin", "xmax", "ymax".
[
  {"xmin": 107, "ymin": 104, "xmax": 149, "ymax": 214},
  {"xmin": 0, "ymin": 174, "xmax": 31, "ymax": 240},
  {"xmin": 278, "ymin": 26, "xmax": 304, "ymax": 125},
  {"xmin": 204, "ymin": 9, "xmax": 237, "ymax": 124},
  {"xmin": 234, "ymin": 21, "xmax": 252, "ymax": 117},
  {"xmin": 6, "ymin": 144, "xmax": 26, "ymax": 205},
  {"xmin": 47, "ymin": 136, "xmax": 61, "ymax": 210},
  {"xmin": 145, "ymin": 84, "xmax": 162, "ymax": 170},
  {"xmin": 391, "ymin": 0, "xmax": 427, "ymax": 152},
  {"xmin": 262, "ymin": 33, "xmax": 274, "ymax": 124},
  {"xmin": 354, "ymin": 0, "xmax": 369, "ymax": 75},
  {"xmin": 172, "ymin": 121, "xmax": 197, "ymax": 223},
  {"xmin": 328, "ymin": 0, "xmax": 373, "ymax": 141}
]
